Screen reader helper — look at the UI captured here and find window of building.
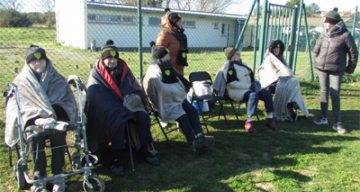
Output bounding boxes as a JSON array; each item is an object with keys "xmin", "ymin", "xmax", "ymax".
[
  {"xmin": 88, "ymin": 14, "xmax": 136, "ymax": 25},
  {"xmin": 182, "ymin": 20, "xmax": 196, "ymax": 28},
  {"xmin": 221, "ymin": 23, "xmax": 226, "ymax": 36},
  {"xmin": 148, "ymin": 17, "xmax": 161, "ymax": 26},
  {"xmin": 213, "ymin": 23, "xmax": 219, "ymax": 29}
]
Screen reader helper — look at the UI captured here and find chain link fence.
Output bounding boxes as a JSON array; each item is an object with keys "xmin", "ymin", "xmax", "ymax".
[{"xmin": 0, "ymin": 0, "xmax": 359, "ymax": 94}]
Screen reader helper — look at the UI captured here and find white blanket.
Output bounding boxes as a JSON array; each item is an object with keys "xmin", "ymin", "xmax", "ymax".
[{"xmin": 5, "ymin": 61, "xmax": 77, "ymax": 147}]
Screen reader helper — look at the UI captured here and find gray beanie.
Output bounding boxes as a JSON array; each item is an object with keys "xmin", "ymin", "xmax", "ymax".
[
  {"xmin": 324, "ymin": 8, "xmax": 342, "ymax": 25},
  {"xmin": 224, "ymin": 47, "xmax": 238, "ymax": 60},
  {"xmin": 25, "ymin": 45, "xmax": 47, "ymax": 64}
]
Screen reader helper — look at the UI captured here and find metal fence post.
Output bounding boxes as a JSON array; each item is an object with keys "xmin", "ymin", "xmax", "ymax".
[
  {"xmin": 259, "ymin": 0, "xmax": 268, "ymax": 64},
  {"xmin": 302, "ymin": 2, "xmax": 314, "ymax": 81},
  {"xmin": 137, "ymin": 0, "xmax": 143, "ymax": 81}
]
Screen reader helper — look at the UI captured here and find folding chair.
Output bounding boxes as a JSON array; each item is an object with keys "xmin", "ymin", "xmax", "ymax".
[{"xmin": 189, "ymin": 71, "xmax": 240, "ymax": 130}]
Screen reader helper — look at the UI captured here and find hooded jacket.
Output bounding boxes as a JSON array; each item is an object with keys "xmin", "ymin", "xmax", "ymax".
[
  {"xmin": 313, "ymin": 21, "xmax": 358, "ymax": 74},
  {"xmin": 156, "ymin": 11, "xmax": 188, "ymax": 72}
]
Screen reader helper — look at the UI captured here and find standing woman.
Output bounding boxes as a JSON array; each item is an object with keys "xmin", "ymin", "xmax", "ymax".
[
  {"xmin": 313, "ymin": 8, "xmax": 358, "ymax": 133},
  {"xmin": 156, "ymin": 8, "xmax": 188, "ymax": 76}
]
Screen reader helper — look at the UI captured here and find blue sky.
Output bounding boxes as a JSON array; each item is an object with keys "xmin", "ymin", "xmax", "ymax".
[{"xmin": 226, "ymin": 0, "xmax": 360, "ymax": 14}]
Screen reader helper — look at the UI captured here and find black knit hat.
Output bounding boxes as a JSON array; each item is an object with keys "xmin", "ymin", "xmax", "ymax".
[
  {"xmin": 151, "ymin": 45, "xmax": 168, "ymax": 59},
  {"xmin": 224, "ymin": 47, "xmax": 238, "ymax": 60},
  {"xmin": 324, "ymin": 8, "xmax": 342, "ymax": 25},
  {"xmin": 101, "ymin": 45, "xmax": 119, "ymax": 60},
  {"xmin": 168, "ymin": 12, "xmax": 181, "ymax": 27},
  {"xmin": 25, "ymin": 45, "xmax": 47, "ymax": 64},
  {"xmin": 268, "ymin": 40, "xmax": 285, "ymax": 56}
]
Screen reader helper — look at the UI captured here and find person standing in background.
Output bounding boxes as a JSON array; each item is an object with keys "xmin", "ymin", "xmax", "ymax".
[
  {"xmin": 313, "ymin": 8, "xmax": 358, "ymax": 134},
  {"xmin": 156, "ymin": 8, "xmax": 188, "ymax": 76}
]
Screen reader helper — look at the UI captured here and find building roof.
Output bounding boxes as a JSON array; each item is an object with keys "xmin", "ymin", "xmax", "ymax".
[{"xmin": 87, "ymin": 1, "xmax": 246, "ymax": 20}]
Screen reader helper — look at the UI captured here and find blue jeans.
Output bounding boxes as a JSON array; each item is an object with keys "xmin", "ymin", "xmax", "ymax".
[
  {"xmin": 243, "ymin": 89, "xmax": 274, "ymax": 116},
  {"xmin": 112, "ymin": 111, "xmax": 152, "ymax": 150},
  {"xmin": 176, "ymin": 100, "xmax": 204, "ymax": 144}
]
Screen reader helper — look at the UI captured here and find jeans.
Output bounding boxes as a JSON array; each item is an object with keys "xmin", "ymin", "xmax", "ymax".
[
  {"xmin": 243, "ymin": 89, "xmax": 274, "ymax": 116},
  {"xmin": 176, "ymin": 100, "xmax": 204, "ymax": 144},
  {"xmin": 317, "ymin": 70, "xmax": 342, "ymax": 123}
]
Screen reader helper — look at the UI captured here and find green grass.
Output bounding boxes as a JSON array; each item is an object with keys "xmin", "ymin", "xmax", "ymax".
[{"xmin": 0, "ymin": 27, "xmax": 359, "ymax": 191}]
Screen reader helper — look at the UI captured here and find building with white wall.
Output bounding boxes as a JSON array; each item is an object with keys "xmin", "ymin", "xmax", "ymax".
[{"xmin": 55, "ymin": 0, "xmax": 246, "ymax": 49}]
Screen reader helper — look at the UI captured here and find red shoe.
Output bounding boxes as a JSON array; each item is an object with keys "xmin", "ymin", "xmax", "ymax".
[
  {"xmin": 244, "ymin": 121, "xmax": 256, "ymax": 133},
  {"xmin": 266, "ymin": 118, "xmax": 277, "ymax": 130}
]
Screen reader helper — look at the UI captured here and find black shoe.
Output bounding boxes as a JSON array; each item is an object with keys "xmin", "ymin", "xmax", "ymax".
[
  {"xmin": 192, "ymin": 137, "xmax": 213, "ymax": 154},
  {"xmin": 140, "ymin": 144, "xmax": 161, "ymax": 166},
  {"xmin": 145, "ymin": 155, "xmax": 160, "ymax": 166},
  {"xmin": 287, "ymin": 102, "xmax": 297, "ymax": 121},
  {"xmin": 110, "ymin": 158, "xmax": 124, "ymax": 176}
]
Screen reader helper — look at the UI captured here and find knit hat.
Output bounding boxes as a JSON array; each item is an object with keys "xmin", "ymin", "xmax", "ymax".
[
  {"xmin": 324, "ymin": 8, "xmax": 342, "ymax": 25},
  {"xmin": 168, "ymin": 12, "xmax": 181, "ymax": 27},
  {"xmin": 224, "ymin": 47, "xmax": 238, "ymax": 60},
  {"xmin": 105, "ymin": 39, "xmax": 114, "ymax": 46},
  {"xmin": 25, "ymin": 45, "xmax": 47, "ymax": 64},
  {"xmin": 101, "ymin": 45, "xmax": 119, "ymax": 60},
  {"xmin": 268, "ymin": 40, "xmax": 285, "ymax": 56},
  {"xmin": 151, "ymin": 45, "xmax": 168, "ymax": 59}
]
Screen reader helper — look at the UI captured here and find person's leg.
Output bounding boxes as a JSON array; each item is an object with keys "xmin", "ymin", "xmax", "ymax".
[
  {"xmin": 176, "ymin": 114, "xmax": 196, "ymax": 144},
  {"xmin": 243, "ymin": 91, "xmax": 258, "ymax": 118},
  {"xmin": 242, "ymin": 91, "xmax": 258, "ymax": 132},
  {"xmin": 318, "ymin": 70, "xmax": 330, "ymax": 118},
  {"xmin": 329, "ymin": 74, "xmax": 342, "ymax": 123},
  {"xmin": 257, "ymin": 89, "xmax": 276, "ymax": 129},
  {"xmin": 110, "ymin": 124, "xmax": 126, "ymax": 175},
  {"xmin": 30, "ymin": 135, "xmax": 47, "ymax": 178},
  {"xmin": 49, "ymin": 131, "xmax": 66, "ymax": 175},
  {"xmin": 257, "ymin": 89, "xmax": 274, "ymax": 115},
  {"xmin": 133, "ymin": 111, "xmax": 153, "ymax": 145},
  {"xmin": 181, "ymin": 100, "xmax": 204, "ymax": 137}
]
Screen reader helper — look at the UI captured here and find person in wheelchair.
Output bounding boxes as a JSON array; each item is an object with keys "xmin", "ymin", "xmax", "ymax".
[
  {"xmin": 143, "ymin": 45, "xmax": 212, "ymax": 153},
  {"xmin": 214, "ymin": 47, "xmax": 276, "ymax": 133},
  {"xmin": 5, "ymin": 45, "xmax": 77, "ymax": 192},
  {"xmin": 85, "ymin": 45, "xmax": 160, "ymax": 176},
  {"xmin": 258, "ymin": 40, "xmax": 309, "ymax": 121}
]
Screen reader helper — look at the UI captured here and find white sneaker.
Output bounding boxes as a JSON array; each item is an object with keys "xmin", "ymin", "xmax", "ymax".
[
  {"xmin": 332, "ymin": 122, "xmax": 347, "ymax": 134},
  {"xmin": 313, "ymin": 117, "xmax": 328, "ymax": 125},
  {"xmin": 160, "ymin": 121, "xmax": 168, "ymax": 128}
]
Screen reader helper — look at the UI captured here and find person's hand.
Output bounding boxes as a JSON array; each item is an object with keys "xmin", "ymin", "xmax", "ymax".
[{"xmin": 35, "ymin": 117, "xmax": 56, "ymax": 129}]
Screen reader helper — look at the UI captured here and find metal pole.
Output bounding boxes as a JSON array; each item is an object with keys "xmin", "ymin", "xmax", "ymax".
[
  {"xmin": 292, "ymin": 0, "xmax": 303, "ymax": 74},
  {"xmin": 253, "ymin": 0, "xmax": 260, "ymax": 71},
  {"xmin": 259, "ymin": 0, "xmax": 268, "ymax": 64},
  {"xmin": 288, "ymin": 5, "xmax": 298, "ymax": 69},
  {"xmin": 137, "ymin": 0, "xmax": 143, "ymax": 81},
  {"xmin": 235, "ymin": 0, "xmax": 257, "ymax": 49},
  {"xmin": 352, "ymin": 6, "xmax": 358, "ymax": 36},
  {"xmin": 302, "ymin": 2, "xmax": 314, "ymax": 81}
]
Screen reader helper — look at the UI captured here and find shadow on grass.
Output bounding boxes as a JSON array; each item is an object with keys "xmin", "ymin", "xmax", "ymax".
[{"xmin": 71, "ymin": 117, "xmax": 359, "ymax": 191}]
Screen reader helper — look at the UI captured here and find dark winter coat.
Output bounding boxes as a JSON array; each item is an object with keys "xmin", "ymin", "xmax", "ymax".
[{"xmin": 313, "ymin": 21, "xmax": 358, "ymax": 74}]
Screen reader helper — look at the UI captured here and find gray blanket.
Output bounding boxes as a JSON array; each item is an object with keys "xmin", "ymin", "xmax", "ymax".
[{"xmin": 5, "ymin": 61, "xmax": 77, "ymax": 147}]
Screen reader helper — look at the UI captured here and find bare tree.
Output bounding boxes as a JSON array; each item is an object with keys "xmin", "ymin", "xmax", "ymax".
[
  {"xmin": 4, "ymin": 0, "xmax": 20, "ymax": 10},
  {"xmin": 169, "ymin": 0, "xmax": 233, "ymax": 13}
]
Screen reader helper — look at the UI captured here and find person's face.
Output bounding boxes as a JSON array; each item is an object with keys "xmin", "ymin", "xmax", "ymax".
[
  {"xmin": 273, "ymin": 47, "xmax": 281, "ymax": 56},
  {"xmin": 28, "ymin": 59, "xmax": 47, "ymax": 73},
  {"xmin": 324, "ymin": 22, "xmax": 333, "ymax": 30},
  {"xmin": 103, "ymin": 57, "xmax": 118, "ymax": 69},
  {"xmin": 176, "ymin": 19, "xmax": 182, "ymax": 28},
  {"xmin": 232, "ymin": 51, "xmax": 241, "ymax": 61}
]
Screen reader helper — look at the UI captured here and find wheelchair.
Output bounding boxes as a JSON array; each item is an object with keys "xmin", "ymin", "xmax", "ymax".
[{"xmin": 3, "ymin": 75, "xmax": 105, "ymax": 192}]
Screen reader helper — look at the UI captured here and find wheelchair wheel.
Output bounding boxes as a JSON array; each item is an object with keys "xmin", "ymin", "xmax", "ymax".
[
  {"xmin": 14, "ymin": 160, "xmax": 30, "ymax": 190},
  {"xmin": 83, "ymin": 175, "xmax": 105, "ymax": 192}
]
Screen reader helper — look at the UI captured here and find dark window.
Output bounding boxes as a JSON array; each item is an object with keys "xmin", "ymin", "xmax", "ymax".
[
  {"xmin": 148, "ymin": 17, "xmax": 161, "ymax": 26},
  {"xmin": 183, "ymin": 20, "xmax": 196, "ymax": 28},
  {"xmin": 221, "ymin": 23, "xmax": 225, "ymax": 36}
]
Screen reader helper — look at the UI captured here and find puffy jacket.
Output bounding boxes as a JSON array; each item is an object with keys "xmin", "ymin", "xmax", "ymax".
[
  {"xmin": 313, "ymin": 21, "xmax": 358, "ymax": 74},
  {"xmin": 156, "ymin": 12, "xmax": 188, "ymax": 75}
]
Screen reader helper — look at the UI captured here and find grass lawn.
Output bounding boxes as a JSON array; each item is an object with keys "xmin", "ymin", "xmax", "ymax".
[{"xmin": 0, "ymin": 27, "xmax": 359, "ymax": 191}]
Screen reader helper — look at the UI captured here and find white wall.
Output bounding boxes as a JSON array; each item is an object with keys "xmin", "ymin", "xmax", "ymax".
[
  {"xmin": 86, "ymin": 7, "xmax": 238, "ymax": 48},
  {"xmin": 55, "ymin": 0, "xmax": 87, "ymax": 48}
]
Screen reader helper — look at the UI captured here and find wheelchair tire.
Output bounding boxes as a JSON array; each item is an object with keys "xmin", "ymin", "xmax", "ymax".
[
  {"xmin": 14, "ymin": 160, "xmax": 30, "ymax": 190},
  {"xmin": 83, "ymin": 174, "xmax": 105, "ymax": 192}
]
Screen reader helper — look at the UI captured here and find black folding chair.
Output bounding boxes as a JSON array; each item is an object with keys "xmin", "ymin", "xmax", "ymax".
[{"xmin": 189, "ymin": 71, "xmax": 240, "ymax": 130}]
